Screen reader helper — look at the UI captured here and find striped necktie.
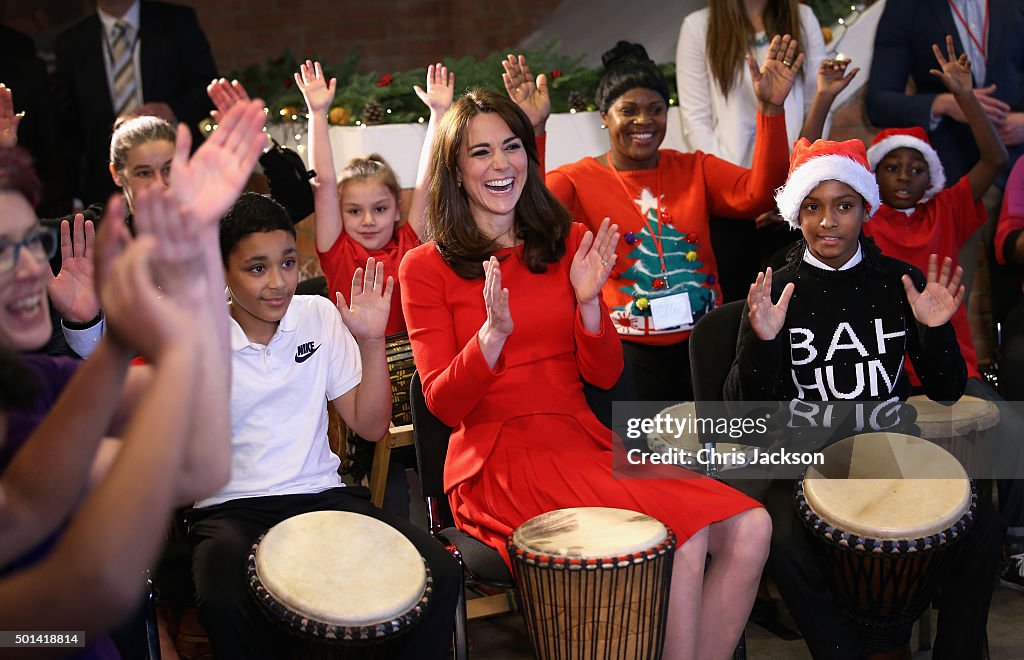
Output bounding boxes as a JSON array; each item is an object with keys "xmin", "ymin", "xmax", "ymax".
[{"xmin": 110, "ymin": 21, "xmax": 139, "ymax": 117}]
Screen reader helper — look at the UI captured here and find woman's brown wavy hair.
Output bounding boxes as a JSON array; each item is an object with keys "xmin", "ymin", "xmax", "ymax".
[
  {"xmin": 426, "ymin": 89, "xmax": 571, "ymax": 279},
  {"xmin": 706, "ymin": 0, "xmax": 804, "ymax": 99}
]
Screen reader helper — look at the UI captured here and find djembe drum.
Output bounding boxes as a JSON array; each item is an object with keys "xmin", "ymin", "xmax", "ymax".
[
  {"xmin": 907, "ymin": 394, "xmax": 1000, "ymax": 478},
  {"xmin": 647, "ymin": 402, "xmax": 754, "ymax": 474},
  {"xmin": 508, "ymin": 507, "xmax": 676, "ymax": 660},
  {"xmin": 384, "ymin": 332, "xmax": 415, "ymax": 426},
  {"xmin": 248, "ymin": 511, "xmax": 432, "ymax": 659},
  {"xmin": 795, "ymin": 433, "xmax": 975, "ymax": 636}
]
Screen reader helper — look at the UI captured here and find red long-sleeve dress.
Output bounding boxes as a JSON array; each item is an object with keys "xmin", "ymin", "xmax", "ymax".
[{"xmin": 400, "ymin": 223, "xmax": 762, "ymax": 566}]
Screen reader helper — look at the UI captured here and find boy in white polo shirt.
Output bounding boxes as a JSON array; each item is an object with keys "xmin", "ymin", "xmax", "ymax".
[{"xmin": 186, "ymin": 192, "xmax": 458, "ymax": 659}]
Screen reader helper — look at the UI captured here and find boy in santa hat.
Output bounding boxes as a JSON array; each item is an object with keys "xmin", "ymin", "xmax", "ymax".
[
  {"xmin": 862, "ymin": 37, "xmax": 1024, "ymax": 588},
  {"xmin": 726, "ymin": 137, "xmax": 1005, "ymax": 659},
  {"xmin": 863, "ymin": 36, "xmax": 1006, "ymax": 389}
]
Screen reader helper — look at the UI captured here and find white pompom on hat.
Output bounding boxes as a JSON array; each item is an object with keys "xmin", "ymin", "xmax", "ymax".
[
  {"xmin": 776, "ymin": 138, "xmax": 881, "ymax": 228},
  {"xmin": 866, "ymin": 126, "xmax": 946, "ymax": 204}
]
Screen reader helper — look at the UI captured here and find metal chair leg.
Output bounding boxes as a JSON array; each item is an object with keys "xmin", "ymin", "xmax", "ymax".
[
  {"xmin": 144, "ymin": 572, "xmax": 161, "ymax": 660},
  {"xmin": 454, "ymin": 581, "xmax": 469, "ymax": 660}
]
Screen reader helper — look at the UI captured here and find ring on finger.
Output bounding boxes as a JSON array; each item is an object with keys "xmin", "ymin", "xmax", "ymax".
[
  {"xmin": 600, "ymin": 259, "xmax": 609, "ymax": 267},
  {"xmin": 782, "ymin": 59, "xmax": 793, "ymax": 67}
]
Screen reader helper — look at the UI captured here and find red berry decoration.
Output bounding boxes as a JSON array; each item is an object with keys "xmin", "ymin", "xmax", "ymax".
[
  {"xmin": 376, "ymin": 73, "xmax": 394, "ymax": 87},
  {"xmin": 652, "ymin": 277, "xmax": 666, "ymax": 290},
  {"xmin": 551, "ymin": 69, "xmax": 562, "ymax": 79}
]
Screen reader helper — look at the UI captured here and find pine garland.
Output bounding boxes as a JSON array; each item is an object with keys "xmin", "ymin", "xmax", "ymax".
[{"xmin": 228, "ymin": 40, "xmax": 679, "ymax": 126}]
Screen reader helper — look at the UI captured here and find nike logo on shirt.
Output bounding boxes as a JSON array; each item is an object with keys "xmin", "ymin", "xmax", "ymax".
[{"xmin": 295, "ymin": 341, "xmax": 321, "ymax": 363}]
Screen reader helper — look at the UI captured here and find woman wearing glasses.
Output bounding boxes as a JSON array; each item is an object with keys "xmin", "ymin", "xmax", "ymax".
[{"xmin": 0, "ymin": 95, "xmax": 268, "ymax": 653}]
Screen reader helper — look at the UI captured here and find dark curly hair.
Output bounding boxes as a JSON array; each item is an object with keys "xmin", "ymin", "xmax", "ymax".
[
  {"xmin": 595, "ymin": 41, "xmax": 670, "ymax": 112},
  {"xmin": 218, "ymin": 192, "xmax": 296, "ymax": 267},
  {"xmin": 426, "ymin": 89, "xmax": 571, "ymax": 279}
]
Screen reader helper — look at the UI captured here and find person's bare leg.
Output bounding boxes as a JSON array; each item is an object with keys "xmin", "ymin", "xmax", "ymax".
[
  {"xmin": 697, "ymin": 508, "xmax": 772, "ymax": 660},
  {"xmin": 663, "ymin": 527, "xmax": 708, "ymax": 660}
]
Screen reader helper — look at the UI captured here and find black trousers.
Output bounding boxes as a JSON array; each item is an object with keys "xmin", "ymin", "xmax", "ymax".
[
  {"xmin": 755, "ymin": 478, "xmax": 1005, "ymax": 659},
  {"xmin": 186, "ymin": 487, "xmax": 459, "ymax": 660},
  {"xmin": 622, "ymin": 340, "xmax": 693, "ymax": 402}
]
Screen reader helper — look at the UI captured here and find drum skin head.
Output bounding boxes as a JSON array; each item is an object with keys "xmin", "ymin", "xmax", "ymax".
[
  {"xmin": 647, "ymin": 402, "xmax": 749, "ymax": 456},
  {"xmin": 907, "ymin": 395, "xmax": 1000, "ymax": 439},
  {"xmin": 254, "ymin": 511, "xmax": 426, "ymax": 627},
  {"xmin": 804, "ymin": 433, "xmax": 970, "ymax": 540},
  {"xmin": 512, "ymin": 507, "xmax": 667, "ymax": 559}
]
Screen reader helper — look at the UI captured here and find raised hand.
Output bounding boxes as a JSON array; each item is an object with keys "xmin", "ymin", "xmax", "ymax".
[
  {"xmin": 47, "ymin": 214, "xmax": 99, "ymax": 324},
  {"xmin": 167, "ymin": 99, "xmax": 266, "ymax": 227},
  {"xmin": 570, "ymin": 218, "xmax": 619, "ymax": 304},
  {"xmin": 902, "ymin": 254, "xmax": 965, "ymax": 327},
  {"xmin": 295, "ymin": 60, "xmax": 336, "ymax": 115},
  {"xmin": 930, "ymin": 35, "xmax": 973, "ymax": 97},
  {"xmin": 501, "ymin": 54, "xmax": 550, "ymax": 132},
  {"xmin": 207, "ymin": 78, "xmax": 251, "ymax": 123},
  {"xmin": 817, "ymin": 58, "xmax": 859, "ymax": 99},
  {"xmin": 482, "ymin": 257, "xmax": 513, "ymax": 338},
  {"xmin": 746, "ymin": 267, "xmax": 795, "ymax": 341},
  {"xmin": 414, "ymin": 62, "xmax": 455, "ymax": 116},
  {"xmin": 0, "ymin": 84, "xmax": 23, "ymax": 149},
  {"xmin": 337, "ymin": 257, "xmax": 394, "ymax": 341},
  {"xmin": 747, "ymin": 34, "xmax": 804, "ymax": 112}
]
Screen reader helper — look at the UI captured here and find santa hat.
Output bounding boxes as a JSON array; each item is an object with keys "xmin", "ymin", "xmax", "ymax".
[
  {"xmin": 776, "ymin": 138, "xmax": 881, "ymax": 228},
  {"xmin": 866, "ymin": 126, "xmax": 946, "ymax": 204}
]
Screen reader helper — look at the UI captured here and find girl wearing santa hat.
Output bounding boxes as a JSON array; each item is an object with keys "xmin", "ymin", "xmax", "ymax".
[{"xmin": 726, "ymin": 136, "xmax": 1005, "ymax": 659}]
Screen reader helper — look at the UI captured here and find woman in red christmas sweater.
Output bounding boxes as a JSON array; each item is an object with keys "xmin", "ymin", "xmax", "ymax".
[
  {"xmin": 399, "ymin": 89, "xmax": 770, "ymax": 660},
  {"xmin": 502, "ymin": 41, "xmax": 798, "ymax": 400}
]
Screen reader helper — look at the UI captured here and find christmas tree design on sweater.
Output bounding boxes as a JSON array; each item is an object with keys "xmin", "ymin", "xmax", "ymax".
[{"xmin": 612, "ymin": 188, "xmax": 714, "ymax": 335}]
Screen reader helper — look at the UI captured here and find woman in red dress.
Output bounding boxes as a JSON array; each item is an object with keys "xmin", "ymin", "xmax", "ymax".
[{"xmin": 399, "ymin": 89, "xmax": 770, "ymax": 660}]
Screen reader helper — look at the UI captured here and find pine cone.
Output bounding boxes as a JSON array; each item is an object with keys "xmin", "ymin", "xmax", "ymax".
[
  {"xmin": 362, "ymin": 100, "xmax": 385, "ymax": 125},
  {"xmin": 567, "ymin": 90, "xmax": 587, "ymax": 113}
]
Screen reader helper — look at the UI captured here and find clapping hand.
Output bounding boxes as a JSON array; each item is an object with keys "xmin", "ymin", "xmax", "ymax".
[
  {"xmin": 570, "ymin": 218, "xmax": 619, "ymax": 304},
  {"xmin": 482, "ymin": 257, "xmax": 513, "ymax": 338},
  {"xmin": 337, "ymin": 257, "xmax": 394, "ymax": 342},
  {"xmin": 47, "ymin": 214, "xmax": 99, "ymax": 324},
  {"xmin": 94, "ymin": 196, "xmax": 194, "ymax": 361},
  {"xmin": 746, "ymin": 267, "xmax": 795, "ymax": 341},
  {"xmin": 0, "ymin": 84, "xmax": 23, "ymax": 149},
  {"xmin": 166, "ymin": 99, "xmax": 266, "ymax": 228},
  {"xmin": 295, "ymin": 60, "xmax": 336, "ymax": 116},
  {"xmin": 902, "ymin": 254, "xmax": 964, "ymax": 327},
  {"xmin": 501, "ymin": 54, "xmax": 550, "ymax": 133},
  {"xmin": 414, "ymin": 62, "xmax": 454, "ymax": 117},
  {"xmin": 131, "ymin": 181, "xmax": 208, "ymax": 306},
  {"xmin": 748, "ymin": 34, "xmax": 804, "ymax": 112}
]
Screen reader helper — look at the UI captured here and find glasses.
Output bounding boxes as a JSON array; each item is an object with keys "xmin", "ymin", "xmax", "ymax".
[{"xmin": 0, "ymin": 227, "xmax": 58, "ymax": 275}]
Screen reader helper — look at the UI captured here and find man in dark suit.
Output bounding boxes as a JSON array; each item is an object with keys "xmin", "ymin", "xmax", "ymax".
[
  {"xmin": 866, "ymin": 0, "xmax": 1024, "ymax": 186},
  {"xmin": 55, "ymin": 0, "xmax": 217, "ymax": 208},
  {"xmin": 1, "ymin": 26, "xmax": 69, "ymax": 216}
]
